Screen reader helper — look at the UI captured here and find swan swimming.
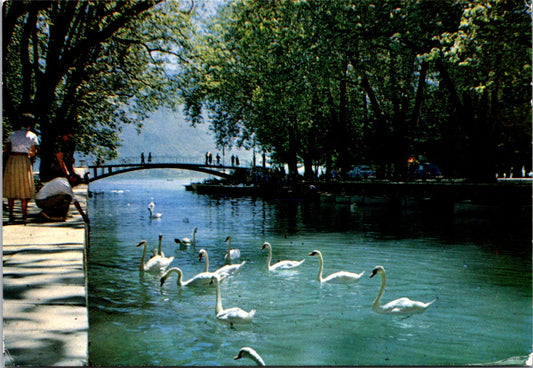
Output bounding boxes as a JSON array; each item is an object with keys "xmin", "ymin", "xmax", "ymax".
[
  {"xmin": 370, "ymin": 265, "xmax": 437, "ymax": 315},
  {"xmin": 136, "ymin": 240, "xmax": 174, "ymax": 273},
  {"xmin": 261, "ymin": 242, "xmax": 305, "ymax": 271},
  {"xmin": 174, "ymin": 227, "xmax": 197, "ymax": 247},
  {"xmin": 309, "ymin": 250, "xmax": 364, "ymax": 283},
  {"xmin": 198, "ymin": 249, "xmax": 245, "ymax": 277},
  {"xmin": 224, "ymin": 236, "xmax": 241, "ymax": 261},
  {"xmin": 160, "ymin": 267, "xmax": 215, "ymax": 287},
  {"xmin": 234, "ymin": 347, "xmax": 265, "ymax": 366},
  {"xmin": 147, "ymin": 198, "xmax": 162, "ymax": 218},
  {"xmin": 210, "ymin": 275, "xmax": 255, "ymax": 326}
]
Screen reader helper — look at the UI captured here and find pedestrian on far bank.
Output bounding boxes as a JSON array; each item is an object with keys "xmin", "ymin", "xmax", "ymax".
[
  {"xmin": 148, "ymin": 152, "xmax": 152, "ymax": 163},
  {"xmin": 216, "ymin": 153, "xmax": 221, "ymax": 165},
  {"xmin": 231, "ymin": 155, "xmax": 235, "ymax": 166},
  {"xmin": 235, "ymin": 156, "xmax": 240, "ymax": 166},
  {"xmin": 141, "ymin": 152, "xmax": 145, "ymax": 164},
  {"xmin": 3, "ymin": 113, "xmax": 39, "ymax": 223}
]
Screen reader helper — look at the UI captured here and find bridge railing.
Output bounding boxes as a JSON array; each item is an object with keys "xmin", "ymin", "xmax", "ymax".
[
  {"xmin": 93, "ymin": 155, "xmax": 253, "ymax": 167},
  {"xmin": 99, "ymin": 156, "xmax": 205, "ymax": 166}
]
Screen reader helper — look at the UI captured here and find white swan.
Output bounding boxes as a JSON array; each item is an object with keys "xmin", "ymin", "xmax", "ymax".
[
  {"xmin": 148, "ymin": 198, "xmax": 162, "ymax": 218},
  {"xmin": 210, "ymin": 275, "xmax": 255, "ymax": 326},
  {"xmin": 136, "ymin": 240, "xmax": 174, "ymax": 273},
  {"xmin": 174, "ymin": 227, "xmax": 197, "ymax": 247},
  {"xmin": 234, "ymin": 347, "xmax": 265, "ymax": 366},
  {"xmin": 308, "ymin": 250, "xmax": 364, "ymax": 283},
  {"xmin": 198, "ymin": 249, "xmax": 245, "ymax": 277},
  {"xmin": 261, "ymin": 242, "xmax": 305, "ymax": 271},
  {"xmin": 370, "ymin": 265, "xmax": 437, "ymax": 315},
  {"xmin": 224, "ymin": 236, "xmax": 241, "ymax": 261},
  {"xmin": 160, "ymin": 267, "xmax": 214, "ymax": 287}
]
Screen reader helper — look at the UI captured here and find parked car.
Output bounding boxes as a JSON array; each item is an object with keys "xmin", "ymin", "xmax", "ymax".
[
  {"xmin": 409, "ymin": 162, "xmax": 443, "ymax": 180},
  {"xmin": 347, "ymin": 165, "xmax": 376, "ymax": 180}
]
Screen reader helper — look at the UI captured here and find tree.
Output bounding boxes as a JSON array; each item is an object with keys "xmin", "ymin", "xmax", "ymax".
[
  {"xmin": 182, "ymin": 0, "xmax": 531, "ymax": 181},
  {"xmin": 429, "ymin": 1, "xmax": 531, "ymax": 181},
  {"xmin": 182, "ymin": 0, "xmax": 350, "ymax": 177},
  {"xmin": 3, "ymin": 0, "xmax": 196, "ymax": 174}
]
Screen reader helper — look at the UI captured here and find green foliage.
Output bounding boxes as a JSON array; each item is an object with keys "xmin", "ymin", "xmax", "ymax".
[
  {"xmin": 4, "ymin": 0, "xmax": 529, "ymax": 181},
  {"xmin": 182, "ymin": 0, "xmax": 531, "ymax": 180},
  {"xmin": 3, "ymin": 0, "xmax": 196, "ymax": 163}
]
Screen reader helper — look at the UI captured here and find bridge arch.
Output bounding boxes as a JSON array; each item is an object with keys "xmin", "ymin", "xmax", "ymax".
[{"xmin": 87, "ymin": 163, "xmax": 243, "ymax": 182}]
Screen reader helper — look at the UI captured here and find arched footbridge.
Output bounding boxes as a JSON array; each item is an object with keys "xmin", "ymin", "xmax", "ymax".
[{"xmin": 87, "ymin": 157, "xmax": 247, "ymax": 182}]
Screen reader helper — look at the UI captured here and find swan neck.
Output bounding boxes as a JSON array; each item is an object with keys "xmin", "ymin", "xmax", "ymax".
[
  {"xmin": 203, "ymin": 252, "xmax": 209, "ymax": 272},
  {"xmin": 316, "ymin": 253, "xmax": 324, "ymax": 282},
  {"xmin": 265, "ymin": 245, "xmax": 272, "ymax": 269},
  {"xmin": 215, "ymin": 279, "xmax": 223, "ymax": 315},
  {"xmin": 174, "ymin": 268, "xmax": 183, "ymax": 286},
  {"xmin": 250, "ymin": 352, "xmax": 265, "ymax": 366},
  {"xmin": 373, "ymin": 271, "xmax": 386, "ymax": 311},
  {"xmin": 140, "ymin": 243, "xmax": 147, "ymax": 271}
]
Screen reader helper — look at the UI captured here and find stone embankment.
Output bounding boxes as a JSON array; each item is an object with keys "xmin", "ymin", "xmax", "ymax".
[{"xmin": 3, "ymin": 184, "xmax": 89, "ymax": 366}]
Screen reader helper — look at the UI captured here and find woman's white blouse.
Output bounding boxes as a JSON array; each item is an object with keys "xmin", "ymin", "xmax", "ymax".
[{"xmin": 9, "ymin": 129, "xmax": 39, "ymax": 153}]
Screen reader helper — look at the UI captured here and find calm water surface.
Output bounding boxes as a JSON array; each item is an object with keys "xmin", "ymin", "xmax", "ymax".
[{"xmin": 87, "ymin": 176, "xmax": 531, "ymax": 366}]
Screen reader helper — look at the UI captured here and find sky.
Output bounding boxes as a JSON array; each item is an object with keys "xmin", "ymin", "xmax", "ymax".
[{"xmin": 115, "ymin": 107, "xmax": 254, "ymax": 167}]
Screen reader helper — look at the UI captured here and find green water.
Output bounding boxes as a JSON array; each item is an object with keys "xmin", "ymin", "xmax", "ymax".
[{"xmin": 88, "ymin": 177, "xmax": 531, "ymax": 366}]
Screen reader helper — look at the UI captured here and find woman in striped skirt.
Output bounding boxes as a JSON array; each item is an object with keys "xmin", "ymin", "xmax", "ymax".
[{"xmin": 3, "ymin": 113, "xmax": 39, "ymax": 223}]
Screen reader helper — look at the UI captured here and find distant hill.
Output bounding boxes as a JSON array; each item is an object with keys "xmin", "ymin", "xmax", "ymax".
[{"xmin": 116, "ymin": 108, "xmax": 253, "ymax": 166}]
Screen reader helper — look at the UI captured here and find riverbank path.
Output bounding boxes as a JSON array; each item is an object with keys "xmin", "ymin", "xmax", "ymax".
[{"xmin": 2, "ymin": 183, "xmax": 89, "ymax": 366}]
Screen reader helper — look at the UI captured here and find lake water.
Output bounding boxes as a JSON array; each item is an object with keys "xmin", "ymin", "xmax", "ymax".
[{"xmin": 87, "ymin": 175, "xmax": 532, "ymax": 366}]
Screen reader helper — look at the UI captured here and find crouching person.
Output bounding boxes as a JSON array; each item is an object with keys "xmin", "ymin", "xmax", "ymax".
[{"xmin": 36, "ymin": 175, "xmax": 90, "ymax": 225}]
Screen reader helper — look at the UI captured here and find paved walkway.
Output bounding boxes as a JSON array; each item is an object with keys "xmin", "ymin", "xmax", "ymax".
[{"xmin": 2, "ymin": 184, "xmax": 89, "ymax": 366}]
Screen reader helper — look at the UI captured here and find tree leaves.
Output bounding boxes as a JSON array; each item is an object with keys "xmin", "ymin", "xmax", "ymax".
[
  {"xmin": 182, "ymin": 0, "xmax": 531, "ymax": 180},
  {"xmin": 4, "ymin": 0, "xmax": 529, "ymax": 180},
  {"xmin": 3, "ymin": 0, "xmax": 195, "ymax": 164}
]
